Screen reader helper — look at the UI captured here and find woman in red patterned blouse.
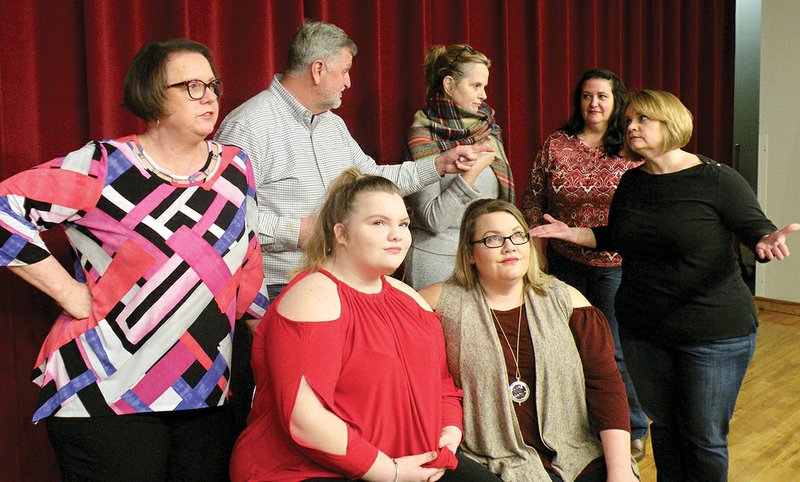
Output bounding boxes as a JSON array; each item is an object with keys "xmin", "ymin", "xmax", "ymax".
[{"xmin": 521, "ymin": 69, "xmax": 649, "ymax": 458}]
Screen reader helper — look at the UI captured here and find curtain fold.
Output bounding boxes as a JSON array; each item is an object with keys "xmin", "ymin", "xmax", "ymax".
[{"xmin": 0, "ymin": 1, "xmax": 734, "ymax": 478}]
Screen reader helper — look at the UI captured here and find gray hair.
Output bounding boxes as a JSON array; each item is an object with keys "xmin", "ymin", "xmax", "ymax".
[{"xmin": 286, "ymin": 20, "xmax": 358, "ymax": 75}]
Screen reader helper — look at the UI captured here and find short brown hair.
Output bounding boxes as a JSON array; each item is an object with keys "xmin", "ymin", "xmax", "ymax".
[
  {"xmin": 625, "ymin": 89, "xmax": 694, "ymax": 160},
  {"xmin": 297, "ymin": 168, "xmax": 403, "ymax": 276},
  {"xmin": 123, "ymin": 39, "xmax": 219, "ymax": 122},
  {"xmin": 423, "ymin": 44, "xmax": 490, "ymax": 100},
  {"xmin": 451, "ymin": 199, "xmax": 551, "ymax": 294}
]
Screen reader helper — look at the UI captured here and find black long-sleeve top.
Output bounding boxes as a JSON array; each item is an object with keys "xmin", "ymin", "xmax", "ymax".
[{"xmin": 593, "ymin": 156, "xmax": 776, "ymax": 343}]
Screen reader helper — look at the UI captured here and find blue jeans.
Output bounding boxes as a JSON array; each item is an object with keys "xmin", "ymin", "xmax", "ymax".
[
  {"xmin": 547, "ymin": 250, "xmax": 649, "ymax": 440},
  {"xmin": 620, "ymin": 330, "xmax": 756, "ymax": 482},
  {"xmin": 267, "ymin": 283, "xmax": 288, "ymax": 301}
]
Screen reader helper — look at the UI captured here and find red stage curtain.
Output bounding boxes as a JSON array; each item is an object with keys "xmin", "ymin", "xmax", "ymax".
[{"xmin": 0, "ymin": 1, "xmax": 733, "ymax": 479}]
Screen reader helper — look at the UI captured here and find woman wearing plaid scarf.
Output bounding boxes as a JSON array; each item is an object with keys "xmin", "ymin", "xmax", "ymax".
[{"xmin": 404, "ymin": 44, "xmax": 515, "ymax": 290}]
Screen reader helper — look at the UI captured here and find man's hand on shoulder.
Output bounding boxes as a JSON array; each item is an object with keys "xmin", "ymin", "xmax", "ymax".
[{"xmin": 434, "ymin": 144, "xmax": 495, "ymax": 175}]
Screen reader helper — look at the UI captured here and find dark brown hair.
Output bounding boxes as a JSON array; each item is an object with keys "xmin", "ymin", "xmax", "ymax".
[
  {"xmin": 123, "ymin": 39, "xmax": 218, "ymax": 122},
  {"xmin": 561, "ymin": 69, "xmax": 627, "ymax": 157}
]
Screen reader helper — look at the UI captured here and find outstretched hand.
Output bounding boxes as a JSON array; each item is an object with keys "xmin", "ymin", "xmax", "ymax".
[
  {"xmin": 528, "ymin": 214, "xmax": 597, "ymax": 248},
  {"xmin": 528, "ymin": 214, "xmax": 573, "ymax": 241},
  {"xmin": 755, "ymin": 223, "xmax": 800, "ymax": 260},
  {"xmin": 434, "ymin": 144, "xmax": 495, "ymax": 175}
]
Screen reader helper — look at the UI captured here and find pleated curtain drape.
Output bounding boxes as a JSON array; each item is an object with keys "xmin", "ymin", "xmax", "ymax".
[{"xmin": 0, "ymin": 1, "xmax": 733, "ymax": 479}]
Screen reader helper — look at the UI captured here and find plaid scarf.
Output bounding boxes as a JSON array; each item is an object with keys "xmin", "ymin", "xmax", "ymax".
[{"xmin": 405, "ymin": 94, "xmax": 515, "ymax": 203}]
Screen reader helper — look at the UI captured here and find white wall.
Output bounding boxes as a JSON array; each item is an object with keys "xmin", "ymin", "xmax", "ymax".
[
  {"xmin": 734, "ymin": 0, "xmax": 761, "ymax": 190},
  {"xmin": 757, "ymin": 0, "xmax": 800, "ymax": 302}
]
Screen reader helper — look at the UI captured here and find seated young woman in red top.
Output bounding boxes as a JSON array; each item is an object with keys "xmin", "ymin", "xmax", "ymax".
[{"xmin": 230, "ymin": 168, "xmax": 499, "ymax": 481}]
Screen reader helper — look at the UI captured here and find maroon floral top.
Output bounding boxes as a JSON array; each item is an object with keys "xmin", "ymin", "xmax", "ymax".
[{"xmin": 522, "ymin": 131, "xmax": 642, "ymax": 267}]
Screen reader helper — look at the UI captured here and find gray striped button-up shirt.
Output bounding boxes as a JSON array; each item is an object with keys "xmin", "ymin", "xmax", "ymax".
[{"xmin": 215, "ymin": 75, "xmax": 440, "ymax": 285}]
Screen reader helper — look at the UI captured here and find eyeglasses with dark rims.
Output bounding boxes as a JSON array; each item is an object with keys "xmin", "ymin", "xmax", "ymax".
[
  {"xmin": 166, "ymin": 79, "xmax": 223, "ymax": 100},
  {"xmin": 470, "ymin": 231, "xmax": 530, "ymax": 249}
]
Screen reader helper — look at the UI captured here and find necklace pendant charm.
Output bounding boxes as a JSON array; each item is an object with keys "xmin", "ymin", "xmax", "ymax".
[{"xmin": 509, "ymin": 378, "xmax": 530, "ymax": 405}]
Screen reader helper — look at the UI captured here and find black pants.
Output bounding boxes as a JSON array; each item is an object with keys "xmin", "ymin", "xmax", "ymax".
[
  {"xmin": 46, "ymin": 406, "xmax": 234, "ymax": 482},
  {"xmin": 547, "ymin": 465, "xmax": 608, "ymax": 481},
  {"xmin": 230, "ymin": 283, "xmax": 287, "ymax": 433},
  {"xmin": 303, "ymin": 451, "xmax": 502, "ymax": 481},
  {"xmin": 230, "ymin": 318, "xmax": 256, "ymax": 433}
]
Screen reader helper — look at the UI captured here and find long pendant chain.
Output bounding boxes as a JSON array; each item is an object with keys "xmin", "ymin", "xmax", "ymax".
[{"xmin": 490, "ymin": 304, "xmax": 531, "ymax": 405}]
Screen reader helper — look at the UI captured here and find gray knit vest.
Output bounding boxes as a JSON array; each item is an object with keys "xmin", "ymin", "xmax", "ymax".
[{"xmin": 438, "ymin": 280, "xmax": 603, "ymax": 481}]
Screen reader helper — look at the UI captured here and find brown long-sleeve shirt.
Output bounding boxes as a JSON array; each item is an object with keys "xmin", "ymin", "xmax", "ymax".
[{"xmin": 492, "ymin": 305, "xmax": 629, "ymax": 473}]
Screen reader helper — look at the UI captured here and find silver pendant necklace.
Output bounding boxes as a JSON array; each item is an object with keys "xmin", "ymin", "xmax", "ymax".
[{"xmin": 490, "ymin": 304, "xmax": 531, "ymax": 405}]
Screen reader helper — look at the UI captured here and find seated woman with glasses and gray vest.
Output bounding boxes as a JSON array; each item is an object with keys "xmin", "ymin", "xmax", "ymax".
[{"xmin": 419, "ymin": 199, "xmax": 638, "ymax": 482}]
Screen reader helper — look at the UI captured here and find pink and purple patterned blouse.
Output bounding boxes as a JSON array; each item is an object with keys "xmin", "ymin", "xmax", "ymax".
[
  {"xmin": 0, "ymin": 136, "xmax": 268, "ymax": 421},
  {"xmin": 522, "ymin": 131, "xmax": 642, "ymax": 267}
]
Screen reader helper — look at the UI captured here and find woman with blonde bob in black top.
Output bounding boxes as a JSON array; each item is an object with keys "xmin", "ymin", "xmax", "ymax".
[{"xmin": 531, "ymin": 89, "xmax": 800, "ymax": 481}]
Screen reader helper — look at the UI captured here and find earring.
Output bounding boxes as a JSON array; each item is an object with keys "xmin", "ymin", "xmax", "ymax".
[{"xmin": 155, "ymin": 118, "xmax": 160, "ymax": 128}]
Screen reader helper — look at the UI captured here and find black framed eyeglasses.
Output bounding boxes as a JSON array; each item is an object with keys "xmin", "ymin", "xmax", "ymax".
[
  {"xmin": 471, "ymin": 231, "xmax": 530, "ymax": 249},
  {"xmin": 167, "ymin": 79, "xmax": 223, "ymax": 100}
]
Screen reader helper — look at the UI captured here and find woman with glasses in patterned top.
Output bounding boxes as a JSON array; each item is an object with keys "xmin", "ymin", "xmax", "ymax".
[
  {"xmin": 403, "ymin": 44, "xmax": 514, "ymax": 290},
  {"xmin": 420, "ymin": 199, "xmax": 638, "ymax": 482},
  {"xmin": 0, "ymin": 39, "xmax": 267, "ymax": 481}
]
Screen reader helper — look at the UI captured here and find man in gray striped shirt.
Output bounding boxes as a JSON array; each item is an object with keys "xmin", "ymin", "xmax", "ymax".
[
  {"xmin": 216, "ymin": 20, "xmax": 492, "ymax": 430},
  {"xmin": 216, "ymin": 20, "xmax": 492, "ymax": 296}
]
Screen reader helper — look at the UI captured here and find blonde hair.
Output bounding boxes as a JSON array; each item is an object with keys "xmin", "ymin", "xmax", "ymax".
[
  {"xmin": 625, "ymin": 89, "xmax": 694, "ymax": 160},
  {"xmin": 423, "ymin": 44, "xmax": 490, "ymax": 100},
  {"xmin": 451, "ymin": 199, "xmax": 552, "ymax": 294},
  {"xmin": 295, "ymin": 168, "xmax": 402, "ymax": 276}
]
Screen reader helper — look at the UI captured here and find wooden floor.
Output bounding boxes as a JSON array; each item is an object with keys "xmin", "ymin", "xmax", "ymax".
[{"xmin": 636, "ymin": 308, "xmax": 800, "ymax": 481}]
